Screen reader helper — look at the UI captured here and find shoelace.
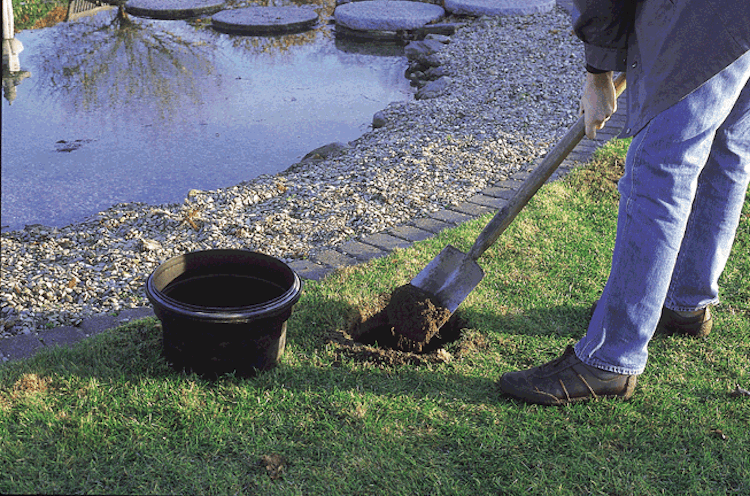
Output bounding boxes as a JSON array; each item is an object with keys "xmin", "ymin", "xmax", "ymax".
[{"xmin": 538, "ymin": 346, "xmax": 576, "ymax": 373}]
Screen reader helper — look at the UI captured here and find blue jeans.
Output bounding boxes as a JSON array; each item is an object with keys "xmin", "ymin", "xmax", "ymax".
[{"xmin": 575, "ymin": 51, "xmax": 750, "ymax": 375}]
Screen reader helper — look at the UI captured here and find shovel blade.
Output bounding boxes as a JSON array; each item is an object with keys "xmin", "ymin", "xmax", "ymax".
[{"xmin": 409, "ymin": 245, "xmax": 485, "ymax": 314}]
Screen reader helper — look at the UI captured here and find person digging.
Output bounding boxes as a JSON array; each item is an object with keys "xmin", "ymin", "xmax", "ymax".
[{"xmin": 498, "ymin": 0, "xmax": 750, "ymax": 405}]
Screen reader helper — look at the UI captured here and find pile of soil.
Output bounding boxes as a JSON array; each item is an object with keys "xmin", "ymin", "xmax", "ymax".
[
  {"xmin": 328, "ymin": 288, "xmax": 490, "ymax": 366},
  {"xmin": 325, "ymin": 283, "xmax": 481, "ymax": 366},
  {"xmin": 385, "ymin": 284, "xmax": 452, "ymax": 345},
  {"xmin": 344, "ymin": 286, "xmax": 458, "ymax": 355}
]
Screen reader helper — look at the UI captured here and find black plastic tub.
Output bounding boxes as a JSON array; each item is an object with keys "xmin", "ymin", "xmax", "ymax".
[{"xmin": 145, "ymin": 249, "xmax": 301, "ymax": 377}]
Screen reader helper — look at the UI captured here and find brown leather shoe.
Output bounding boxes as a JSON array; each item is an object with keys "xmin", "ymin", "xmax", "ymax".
[
  {"xmin": 656, "ymin": 307, "xmax": 712, "ymax": 338},
  {"xmin": 590, "ymin": 301, "xmax": 712, "ymax": 338},
  {"xmin": 498, "ymin": 346, "xmax": 637, "ymax": 406}
]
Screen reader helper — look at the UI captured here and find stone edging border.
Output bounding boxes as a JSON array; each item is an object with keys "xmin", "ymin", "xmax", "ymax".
[{"xmin": 292, "ymin": 111, "xmax": 626, "ymax": 281}]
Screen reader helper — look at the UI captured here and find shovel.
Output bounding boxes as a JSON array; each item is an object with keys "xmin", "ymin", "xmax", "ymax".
[{"xmin": 410, "ymin": 73, "xmax": 627, "ymax": 314}]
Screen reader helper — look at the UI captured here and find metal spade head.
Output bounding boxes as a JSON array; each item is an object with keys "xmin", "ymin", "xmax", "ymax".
[{"xmin": 408, "ymin": 245, "xmax": 485, "ymax": 314}]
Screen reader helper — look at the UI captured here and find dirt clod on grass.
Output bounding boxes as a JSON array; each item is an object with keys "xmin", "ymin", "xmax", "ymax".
[
  {"xmin": 385, "ymin": 284, "xmax": 452, "ymax": 346},
  {"xmin": 326, "ymin": 288, "xmax": 465, "ymax": 368},
  {"xmin": 259, "ymin": 454, "xmax": 286, "ymax": 480},
  {"xmin": 328, "ymin": 299, "xmax": 484, "ymax": 367}
]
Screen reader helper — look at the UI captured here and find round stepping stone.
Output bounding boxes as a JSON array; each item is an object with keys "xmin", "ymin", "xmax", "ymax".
[
  {"xmin": 444, "ymin": 0, "xmax": 555, "ymax": 17},
  {"xmin": 125, "ymin": 0, "xmax": 225, "ymax": 19},
  {"xmin": 211, "ymin": 6, "xmax": 318, "ymax": 35},
  {"xmin": 334, "ymin": 1, "xmax": 445, "ymax": 32}
]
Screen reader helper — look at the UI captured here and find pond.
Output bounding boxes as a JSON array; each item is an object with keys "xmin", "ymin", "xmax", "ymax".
[{"xmin": 1, "ymin": 1, "xmax": 413, "ymax": 231}]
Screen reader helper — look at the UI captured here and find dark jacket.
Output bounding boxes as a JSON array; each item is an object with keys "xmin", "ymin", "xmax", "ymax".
[{"xmin": 572, "ymin": 0, "xmax": 750, "ymax": 137}]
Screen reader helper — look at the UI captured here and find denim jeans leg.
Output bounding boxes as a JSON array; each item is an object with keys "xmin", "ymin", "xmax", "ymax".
[
  {"xmin": 575, "ymin": 52, "xmax": 750, "ymax": 375},
  {"xmin": 665, "ymin": 81, "xmax": 750, "ymax": 312}
]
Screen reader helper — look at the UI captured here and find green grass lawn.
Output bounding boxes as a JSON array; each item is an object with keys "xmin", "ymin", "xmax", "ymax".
[{"xmin": 1, "ymin": 140, "xmax": 748, "ymax": 495}]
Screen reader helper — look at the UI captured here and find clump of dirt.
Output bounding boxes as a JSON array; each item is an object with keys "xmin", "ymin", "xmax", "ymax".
[
  {"xmin": 385, "ymin": 284, "xmax": 452, "ymax": 346},
  {"xmin": 259, "ymin": 454, "xmax": 287, "ymax": 480},
  {"xmin": 356, "ymin": 288, "xmax": 456, "ymax": 353},
  {"xmin": 327, "ymin": 308, "xmax": 483, "ymax": 368},
  {"xmin": 328, "ymin": 288, "xmax": 460, "ymax": 358},
  {"xmin": 325, "ymin": 285, "xmax": 480, "ymax": 366}
]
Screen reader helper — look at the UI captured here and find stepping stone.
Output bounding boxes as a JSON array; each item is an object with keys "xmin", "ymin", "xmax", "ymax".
[
  {"xmin": 444, "ymin": 0, "xmax": 554, "ymax": 16},
  {"xmin": 334, "ymin": 1, "xmax": 445, "ymax": 32},
  {"xmin": 212, "ymin": 6, "xmax": 318, "ymax": 35},
  {"xmin": 125, "ymin": 0, "xmax": 225, "ymax": 20}
]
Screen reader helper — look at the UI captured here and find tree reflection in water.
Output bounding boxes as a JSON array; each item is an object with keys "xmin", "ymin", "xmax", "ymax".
[
  {"xmin": 29, "ymin": 0, "xmax": 347, "ymax": 128},
  {"xmin": 32, "ymin": 6, "xmax": 218, "ymax": 126},
  {"xmin": 1, "ymin": 0, "xmax": 412, "ymax": 230}
]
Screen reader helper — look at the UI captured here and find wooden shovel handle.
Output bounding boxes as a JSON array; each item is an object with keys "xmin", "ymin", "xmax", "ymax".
[{"xmin": 467, "ymin": 72, "xmax": 627, "ymax": 260}]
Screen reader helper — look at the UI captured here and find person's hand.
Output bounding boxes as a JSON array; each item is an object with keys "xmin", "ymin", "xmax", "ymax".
[{"xmin": 580, "ymin": 72, "xmax": 616, "ymax": 139}]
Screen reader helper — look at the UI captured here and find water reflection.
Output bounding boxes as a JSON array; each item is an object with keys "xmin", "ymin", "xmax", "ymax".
[
  {"xmin": 1, "ymin": 44, "xmax": 31, "ymax": 104},
  {"xmin": 2, "ymin": 0, "xmax": 32, "ymax": 104},
  {"xmin": 1, "ymin": 1, "xmax": 412, "ymax": 231},
  {"xmin": 31, "ymin": 8, "xmax": 216, "ymax": 125}
]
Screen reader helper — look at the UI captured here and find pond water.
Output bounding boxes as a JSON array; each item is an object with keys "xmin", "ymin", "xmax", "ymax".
[{"xmin": 1, "ymin": 3, "xmax": 413, "ymax": 231}]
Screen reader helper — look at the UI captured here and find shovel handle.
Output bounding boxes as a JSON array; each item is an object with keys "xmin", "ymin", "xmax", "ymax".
[{"xmin": 467, "ymin": 72, "xmax": 627, "ymax": 260}]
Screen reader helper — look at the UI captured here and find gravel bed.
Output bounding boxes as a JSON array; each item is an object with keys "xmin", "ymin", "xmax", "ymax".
[{"xmin": 1, "ymin": 6, "xmax": 585, "ymax": 338}]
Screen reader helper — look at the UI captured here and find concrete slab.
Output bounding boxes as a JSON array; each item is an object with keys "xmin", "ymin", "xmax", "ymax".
[
  {"xmin": 449, "ymin": 202, "xmax": 493, "ymax": 217},
  {"xmin": 115, "ymin": 307, "xmax": 156, "ymax": 324},
  {"xmin": 38, "ymin": 326, "xmax": 86, "ymax": 350},
  {"xmin": 481, "ymin": 186, "xmax": 517, "ymax": 200},
  {"xmin": 387, "ymin": 225, "xmax": 435, "ymax": 242},
  {"xmin": 125, "ymin": 0, "xmax": 225, "ymax": 20},
  {"xmin": 444, "ymin": 0, "xmax": 555, "ymax": 17},
  {"xmin": 411, "ymin": 217, "xmax": 453, "ymax": 234},
  {"xmin": 467, "ymin": 194, "xmax": 508, "ymax": 209},
  {"xmin": 0, "ymin": 334, "xmax": 42, "ymax": 361},
  {"xmin": 287, "ymin": 260, "xmax": 332, "ymax": 281},
  {"xmin": 591, "ymin": 128, "xmax": 624, "ymax": 141},
  {"xmin": 212, "ymin": 6, "xmax": 318, "ymax": 35},
  {"xmin": 566, "ymin": 150, "xmax": 593, "ymax": 163},
  {"xmin": 492, "ymin": 178, "xmax": 526, "ymax": 191},
  {"xmin": 309, "ymin": 248, "xmax": 359, "ymax": 269},
  {"xmin": 572, "ymin": 142, "xmax": 599, "ymax": 161},
  {"xmin": 80, "ymin": 313, "xmax": 119, "ymax": 337},
  {"xmin": 335, "ymin": 1, "xmax": 445, "ymax": 32},
  {"xmin": 339, "ymin": 240, "xmax": 387, "ymax": 262},
  {"xmin": 360, "ymin": 233, "xmax": 413, "ymax": 251},
  {"xmin": 429, "ymin": 209, "xmax": 472, "ymax": 225}
]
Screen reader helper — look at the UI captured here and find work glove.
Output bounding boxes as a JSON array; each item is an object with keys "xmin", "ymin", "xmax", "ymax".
[{"xmin": 580, "ymin": 71, "xmax": 616, "ymax": 140}]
